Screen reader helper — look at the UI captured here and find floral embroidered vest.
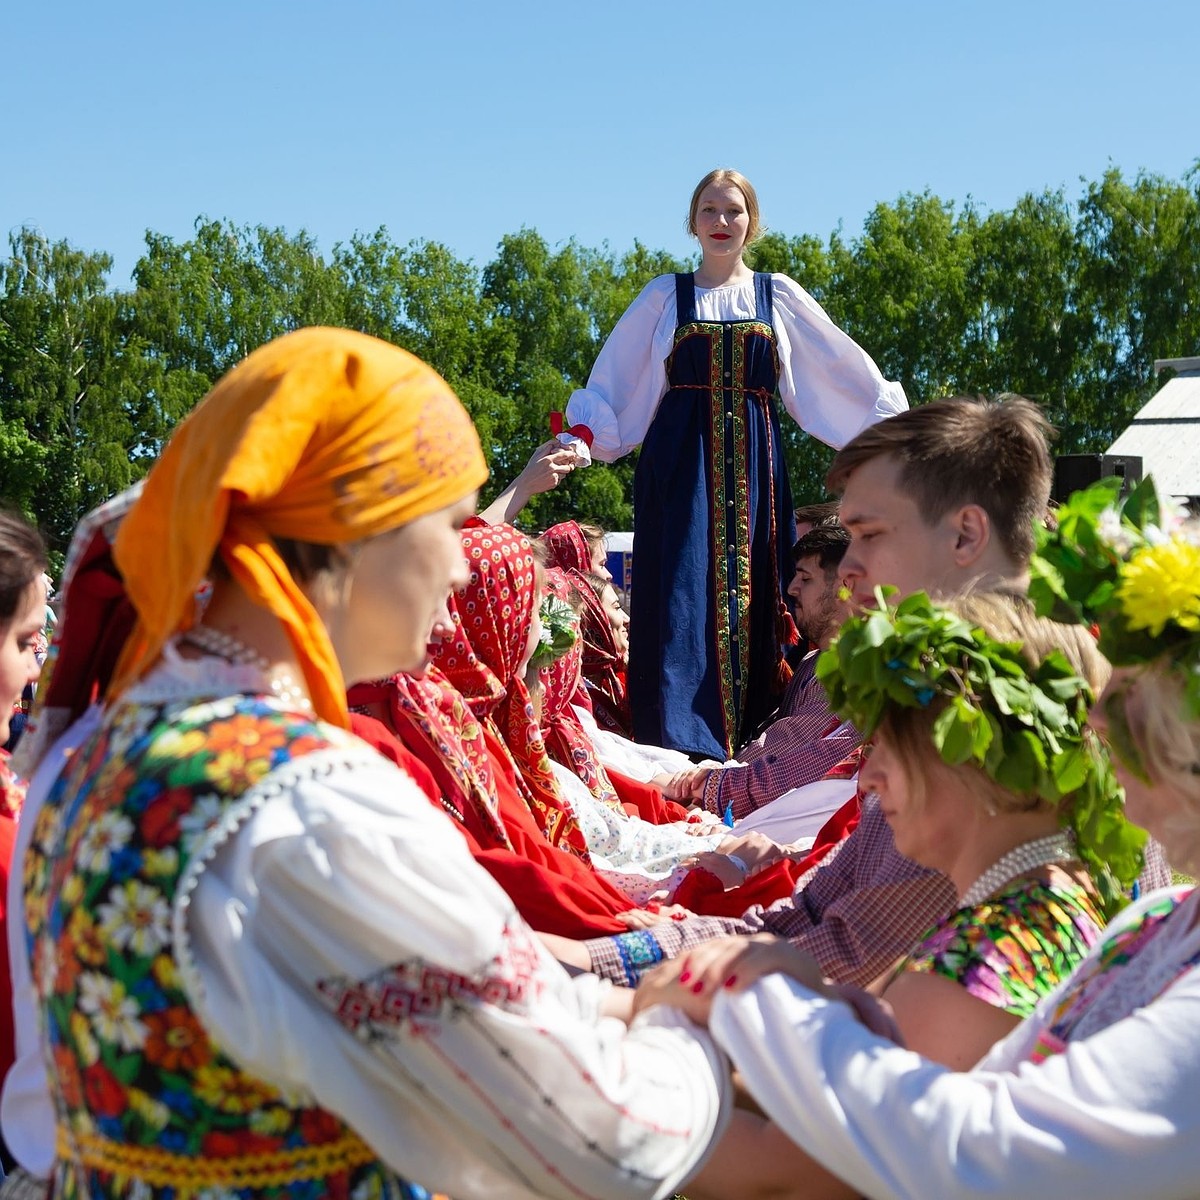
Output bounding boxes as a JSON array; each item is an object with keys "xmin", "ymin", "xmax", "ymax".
[{"xmin": 25, "ymin": 692, "xmax": 431, "ymax": 1200}]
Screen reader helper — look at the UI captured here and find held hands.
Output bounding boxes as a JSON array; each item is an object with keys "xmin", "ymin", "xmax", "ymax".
[
  {"xmin": 632, "ymin": 936, "xmax": 906, "ymax": 1046},
  {"xmin": 654, "ymin": 767, "xmax": 711, "ymax": 801},
  {"xmin": 616, "ymin": 904, "xmax": 692, "ymax": 930},
  {"xmin": 478, "ymin": 439, "xmax": 579, "ymax": 526},
  {"xmin": 633, "ymin": 934, "xmax": 833, "ymax": 1026},
  {"xmin": 680, "ymin": 831, "xmax": 787, "ymax": 888}
]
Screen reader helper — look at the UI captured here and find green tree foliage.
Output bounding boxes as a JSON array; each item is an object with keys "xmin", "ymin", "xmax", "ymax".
[
  {"xmin": 0, "ymin": 230, "xmax": 142, "ymax": 551},
  {"xmin": 3, "ymin": 165, "xmax": 1198, "ymax": 551},
  {"xmin": 1076, "ymin": 166, "xmax": 1200, "ymax": 443}
]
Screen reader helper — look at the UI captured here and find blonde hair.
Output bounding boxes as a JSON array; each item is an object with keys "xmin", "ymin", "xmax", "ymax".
[
  {"xmin": 1124, "ymin": 664, "xmax": 1200, "ymax": 870},
  {"xmin": 577, "ymin": 522, "xmax": 607, "ymax": 560},
  {"xmin": 687, "ymin": 169, "xmax": 763, "ymax": 245},
  {"xmin": 878, "ymin": 590, "xmax": 1110, "ymax": 818}
]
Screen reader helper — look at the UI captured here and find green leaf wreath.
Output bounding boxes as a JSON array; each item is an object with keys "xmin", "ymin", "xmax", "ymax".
[{"xmin": 817, "ymin": 589, "xmax": 1144, "ymax": 913}]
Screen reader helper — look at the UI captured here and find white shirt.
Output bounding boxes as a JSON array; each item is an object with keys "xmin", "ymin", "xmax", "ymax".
[
  {"xmin": 710, "ymin": 886, "xmax": 1200, "ymax": 1200},
  {"xmin": 180, "ymin": 732, "xmax": 731, "ymax": 1200},
  {"xmin": 574, "ymin": 705, "xmax": 712, "ymax": 780},
  {"xmin": 564, "ymin": 274, "xmax": 907, "ymax": 461}
]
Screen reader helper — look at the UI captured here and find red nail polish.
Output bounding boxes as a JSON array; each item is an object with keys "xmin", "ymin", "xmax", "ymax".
[
  {"xmin": 723, "ymin": 975, "xmax": 738, "ymax": 989},
  {"xmin": 691, "ymin": 980, "xmax": 704, "ymax": 994},
  {"xmin": 671, "ymin": 911, "xmax": 687, "ymax": 921},
  {"xmin": 679, "ymin": 970, "xmax": 691, "ymax": 984}
]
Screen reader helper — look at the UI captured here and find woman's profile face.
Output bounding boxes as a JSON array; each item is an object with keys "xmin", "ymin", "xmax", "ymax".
[
  {"xmin": 600, "ymin": 583, "xmax": 629, "ymax": 661},
  {"xmin": 692, "ymin": 182, "xmax": 750, "ymax": 261},
  {"xmin": 588, "ymin": 540, "xmax": 612, "ymax": 582},
  {"xmin": 0, "ymin": 577, "xmax": 46, "ymax": 744},
  {"xmin": 860, "ymin": 731, "xmax": 974, "ymax": 874},
  {"xmin": 324, "ymin": 493, "xmax": 477, "ymax": 684}
]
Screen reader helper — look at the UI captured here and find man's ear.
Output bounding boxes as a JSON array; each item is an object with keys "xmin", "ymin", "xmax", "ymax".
[{"xmin": 950, "ymin": 504, "xmax": 991, "ymax": 567}]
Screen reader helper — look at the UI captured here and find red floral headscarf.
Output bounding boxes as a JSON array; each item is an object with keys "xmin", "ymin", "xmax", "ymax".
[
  {"xmin": 566, "ymin": 568, "xmax": 632, "ymax": 738},
  {"xmin": 542, "ymin": 521, "xmax": 593, "ymax": 574},
  {"xmin": 348, "ymin": 668, "xmax": 512, "ymax": 850},
  {"xmin": 432, "ymin": 525, "xmax": 591, "ymax": 862},
  {"xmin": 539, "ymin": 570, "xmax": 622, "ymax": 812}
]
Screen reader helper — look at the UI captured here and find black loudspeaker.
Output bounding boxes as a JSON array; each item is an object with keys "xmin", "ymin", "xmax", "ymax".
[{"xmin": 1052, "ymin": 454, "xmax": 1143, "ymax": 504}]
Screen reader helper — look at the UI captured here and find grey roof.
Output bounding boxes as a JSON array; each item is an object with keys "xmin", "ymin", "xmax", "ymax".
[{"xmin": 1107, "ymin": 359, "xmax": 1200, "ymax": 499}]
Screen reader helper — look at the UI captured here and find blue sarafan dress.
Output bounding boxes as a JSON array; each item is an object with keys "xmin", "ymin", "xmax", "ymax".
[
  {"xmin": 631, "ymin": 273, "xmax": 792, "ymax": 757},
  {"xmin": 565, "ymin": 272, "xmax": 907, "ymax": 760}
]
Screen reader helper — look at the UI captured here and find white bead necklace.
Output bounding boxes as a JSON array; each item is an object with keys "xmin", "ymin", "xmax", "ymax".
[
  {"xmin": 958, "ymin": 830, "xmax": 1078, "ymax": 909},
  {"xmin": 181, "ymin": 625, "xmax": 313, "ymax": 713}
]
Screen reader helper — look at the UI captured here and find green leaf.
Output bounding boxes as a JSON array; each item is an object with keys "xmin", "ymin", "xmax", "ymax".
[{"xmin": 932, "ymin": 701, "xmax": 976, "ymax": 765}]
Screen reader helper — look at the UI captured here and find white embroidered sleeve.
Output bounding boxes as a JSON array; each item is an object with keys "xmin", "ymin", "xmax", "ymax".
[
  {"xmin": 181, "ymin": 748, "xmax": 730, "ymax": 1200},
  {"xmin": 771, "ymin": 275, "xmax": 908, "ymax": 450},
  {"xmin": 565, "ymin": 276, "xmax": 677, "ymax": 462},
  {"xmin": 710, "ymin": 967, "xmax": 1200, "ymax": 1200}
]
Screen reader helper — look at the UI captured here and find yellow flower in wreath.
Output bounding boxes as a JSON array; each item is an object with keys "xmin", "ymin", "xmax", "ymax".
[{"xmin": 1117, "ymin": 538, "xmax": 1200, "ymax": 637}]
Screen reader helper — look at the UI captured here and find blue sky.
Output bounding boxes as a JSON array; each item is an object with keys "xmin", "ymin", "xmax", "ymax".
[{"xmin": 4, "ymin": 0, "xmax": 1197, "ymax": 287}]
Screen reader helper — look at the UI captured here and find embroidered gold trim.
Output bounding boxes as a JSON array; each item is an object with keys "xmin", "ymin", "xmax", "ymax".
[{"xmin": 57, "ymin": 1125, "xmax": 377, "ymax": 1188}]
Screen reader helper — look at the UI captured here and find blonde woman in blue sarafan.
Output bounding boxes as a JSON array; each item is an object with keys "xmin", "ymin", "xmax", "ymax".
[
  {"xmin": 637, "ymin": 477, "xmax": 1200, "ymax": 1200},
  {"xmin": 558, "ymin": 168, "xmax": 906, "ymax": 760}
]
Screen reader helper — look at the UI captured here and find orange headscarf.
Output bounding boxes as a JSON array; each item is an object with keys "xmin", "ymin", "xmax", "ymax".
[{"xmin": 111, "ymin": 327, "xmax": 488, "ymax": 726}]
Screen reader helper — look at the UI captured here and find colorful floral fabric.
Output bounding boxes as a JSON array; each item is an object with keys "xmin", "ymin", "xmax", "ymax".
[
  {"xmin": 1029, "ymin": 887, "xmax": 1199, "ymax": 1062},
  {"xmin": 900, "ymin": 874, "xmax": 1106, "ymax": 1017},
  {"xmin": 25, "ymin": 692, "xmax": 421, "ymax": 1200},
  {"xmin": 433, "ymin": 525, "xmax": 591, "ymax": 863},
  {"xmin": 349, "ymin": 668, "xmax": 512, "ymax": 850}
]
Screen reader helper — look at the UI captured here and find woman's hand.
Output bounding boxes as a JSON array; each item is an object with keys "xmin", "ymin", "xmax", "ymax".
[
  {"xmin": 828, "ymin": 983, "xmax": 905, "ymax": 1044},
  {"xmin": 519, "ymin": 439, "xmax": 579, "ymax": 495},
  {"xmin": 682, "ymin": 934, "xmax": 832, "ymax": 1001},
  {"xmin": 684, "ymin": 811, "xmax": 725, "ymax": 835},
  {"xmin": 654, "ymin": 767, "xmax": 708, "ymax": 800},
  {"xmin": 713, "ymin": 831, "xmax": 785, "ymax": 877},
  {"xmin": 476, "ymin": 439, "xmax": 578, "ymax": 525},
  {"xmin": 682, "ymin": 851, "xmax": 748, "ymax": 889},
  {"xmin": 632, "ymin": 958, "xmax": 717, "ymax": 1025},
  {"xmin": 616, "ymin": 904, "xmax": 692, "ymax": 930}
]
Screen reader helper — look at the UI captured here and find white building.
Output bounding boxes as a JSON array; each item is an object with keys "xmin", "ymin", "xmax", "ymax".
[{"xmin": 1107, "ymin": 356, "xmax": 1200, "ymax": 504}]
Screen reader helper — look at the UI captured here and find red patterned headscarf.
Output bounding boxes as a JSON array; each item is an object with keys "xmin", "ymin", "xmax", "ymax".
[
  {"xmin": 539, "ymin": 571, "xmax": 622, "ymax": 812},
  {"xmin": 433, "ymin": 525, "xmax": 591, "ymax": 862},
  {"xmin": 542, "ymin": 521, "xmax": 593, "ymax": 574},
  {"xmin": 347, "ymin": 668, "xmax": 512, "ymax": 850},
  {"xmin": 566, "ymin": 568, "xmax": 632, "ymax": 738}
]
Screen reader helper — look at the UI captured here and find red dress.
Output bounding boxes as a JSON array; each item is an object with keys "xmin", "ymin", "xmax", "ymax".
[
  {"xmin": 0, "ymin": 752, "xmax": 24, "ymax": 1090},
  {"xmin": 349, "ymin": 687, "xmax": 637, "ymax": 939}
]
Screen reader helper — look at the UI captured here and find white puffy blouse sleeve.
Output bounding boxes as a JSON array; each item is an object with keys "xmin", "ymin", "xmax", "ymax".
[
  {"xmin": 771, "ymin": 275, "xmax": 908, "ymax": 450},
  {"xmin": 180, "ymin": 746, "xmax": 730, "ymax": 1200},
  {"xmin": 564, "ymin": 276, "xmax": 678, "ymax": 462},
  {"xmin": 709, "ymin": 964, "xmax": 1200, "ymax": 1200}
]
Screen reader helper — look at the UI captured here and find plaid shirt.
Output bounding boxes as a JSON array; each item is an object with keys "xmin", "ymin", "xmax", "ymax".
[
  {"xmin": 585, "ymin": 794, "xmax": 957, "ymax": 989},
  {"xmin": 700, "ymin": 652, "xmax": 863, "ymax": 823}
]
